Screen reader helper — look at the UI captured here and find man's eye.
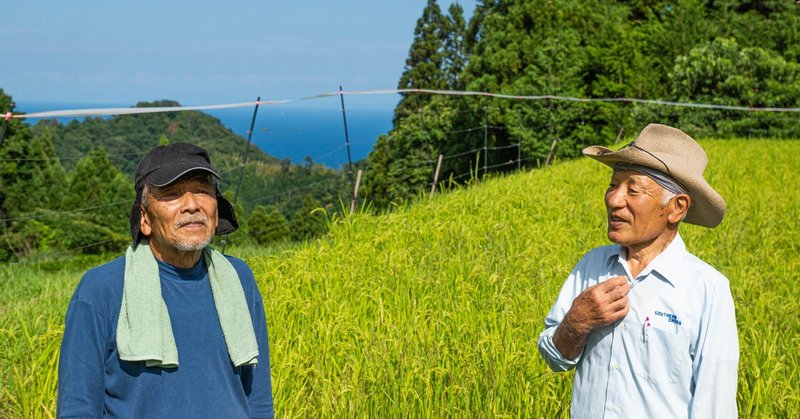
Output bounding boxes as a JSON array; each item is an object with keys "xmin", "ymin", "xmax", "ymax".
[{"xmin": 156, "ymin": 189, "xmax": 180, "ymax": 200}]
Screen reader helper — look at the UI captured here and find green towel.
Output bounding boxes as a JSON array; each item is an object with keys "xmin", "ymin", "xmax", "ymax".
[{"xmin": 116, "ymin": 239, "xmax": 259, "ymax": 368}]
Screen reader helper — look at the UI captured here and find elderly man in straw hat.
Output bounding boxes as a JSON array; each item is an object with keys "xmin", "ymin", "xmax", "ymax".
[{"xmin": 538, "ymin": 124, "xmax": 739, "ymax": 418}]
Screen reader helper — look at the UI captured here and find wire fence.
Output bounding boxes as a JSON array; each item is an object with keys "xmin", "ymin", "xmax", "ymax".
[{"xmin": 2, "ymin": 88, "xmax": 799, "ymax": 263}]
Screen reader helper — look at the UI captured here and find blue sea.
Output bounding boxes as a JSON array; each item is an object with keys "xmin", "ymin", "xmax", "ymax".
[
  {"xmin": 206, "ymin": 106, "xmax": 392, "ymax": 169},
  {"xmin": 15, "ymin": 101, "xmax": 394, "ymax": 169}
]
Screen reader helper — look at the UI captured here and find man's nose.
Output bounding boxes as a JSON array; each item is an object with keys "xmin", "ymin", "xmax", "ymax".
[
  {"xmin": 179, "ymin": 192, "xmax": 202, "ymax": 212},
  {"xmin": 605, "ymin": 187, "xmax": 625, "ymax": 209}
]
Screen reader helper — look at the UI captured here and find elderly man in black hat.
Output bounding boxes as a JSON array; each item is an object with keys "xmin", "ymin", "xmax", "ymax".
[
  {"xmin": 538, "ymin": 124, "xmax": 739, "ymax": 418},
  {"xmin": 58, "ymin": 143, "xmax": 274, "ymax": 418}
]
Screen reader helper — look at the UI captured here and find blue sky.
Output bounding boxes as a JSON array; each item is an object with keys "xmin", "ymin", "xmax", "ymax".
[{"xmin": 2, "ymin": 1, "xmax": 475, "ymax": 110}]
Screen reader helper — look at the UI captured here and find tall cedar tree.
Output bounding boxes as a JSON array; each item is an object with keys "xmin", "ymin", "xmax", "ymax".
[
  {"xmin": 364, "ymin": 1, "xmax": 472, "ymax": 207},
  {"xmin": 394, "ymin": 0, "xmax": 448, "ymax": 124},
  {"xmin": 443, "ymin": 3, "xmax": 468, "ymax": 90}
]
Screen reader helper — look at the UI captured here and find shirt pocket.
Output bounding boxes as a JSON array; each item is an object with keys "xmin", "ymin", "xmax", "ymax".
[{"xmin": 633, "ymin": 326, "xmax": 690, "ymax": 386}]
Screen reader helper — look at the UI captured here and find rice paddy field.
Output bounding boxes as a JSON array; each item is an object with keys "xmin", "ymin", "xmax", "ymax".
[{"xmin": 1, "ymin": 139, "xmax": 798, "ymax": 417}]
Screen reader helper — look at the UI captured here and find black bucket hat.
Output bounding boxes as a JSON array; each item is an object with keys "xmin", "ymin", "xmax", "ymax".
[{"xmin": 129, "ymin": 142, "xmax": 238, "ymax": 245}]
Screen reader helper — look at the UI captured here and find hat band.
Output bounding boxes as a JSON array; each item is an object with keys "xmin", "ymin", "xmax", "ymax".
[{"xmin": 613, "ymin": 163, "xmax": 691, "ymax": 198}]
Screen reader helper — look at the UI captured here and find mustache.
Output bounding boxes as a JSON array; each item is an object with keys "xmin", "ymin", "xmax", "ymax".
[{"xmin": 174, "ymin": 215, "xmax": 208, "ymax": 228}]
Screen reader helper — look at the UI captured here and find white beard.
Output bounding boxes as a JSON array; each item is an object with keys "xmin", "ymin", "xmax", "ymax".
[{"xmin": 173, "ymin": 234, "xmax": 212, "ymax": 252}]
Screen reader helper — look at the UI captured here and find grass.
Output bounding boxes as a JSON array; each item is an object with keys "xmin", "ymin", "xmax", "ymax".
[{"xmin": 1, "ymin": 139, "xmax": 798, "ymax": 417}]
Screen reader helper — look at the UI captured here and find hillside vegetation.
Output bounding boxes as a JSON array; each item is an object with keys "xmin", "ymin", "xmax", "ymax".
[
  {"xmin": 0, "ymin": 93, "xmax": 342, "ymax": 261},
  {"xmin": 1, "ymin": 139, "xmax": 798, "ymax": 417},
  {"xmin": 365, "ymin": 0, "xmax": 800, "ymax": 206}
]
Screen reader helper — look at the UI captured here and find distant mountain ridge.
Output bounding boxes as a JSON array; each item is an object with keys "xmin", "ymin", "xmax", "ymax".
[{"xmin": 39, "ymin": 100, "xmax": 277, "ymax": 176}]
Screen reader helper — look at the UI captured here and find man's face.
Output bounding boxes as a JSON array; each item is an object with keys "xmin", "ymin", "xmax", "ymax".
[
  {"xmin": 605, "ymin": 170, "xmax": 672, "ymax": 250},
  {"xmin": 140, "ymin": 173, "xmax": 218, "ymax": 258}
]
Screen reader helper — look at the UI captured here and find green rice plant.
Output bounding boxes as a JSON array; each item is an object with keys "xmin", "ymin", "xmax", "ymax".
[
  {"xmin": 1, "ymin": 139, "xmax": 798, "ymax": 417},
  {"xmin": 0, "ymin": 266, "xmax": 75, "ymax": 418},
  {"xmin": 248, "ymin": 139, "xmax": 799, "ymax": 417}
]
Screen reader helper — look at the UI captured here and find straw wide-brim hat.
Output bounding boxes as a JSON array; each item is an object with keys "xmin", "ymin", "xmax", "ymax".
[{"xmin": 583, "ymin": 123, "xmax": 725, "ymax": 228}]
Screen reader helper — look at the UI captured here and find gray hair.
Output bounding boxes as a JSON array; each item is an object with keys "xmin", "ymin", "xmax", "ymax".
[
  {"xmin": 660, "ymin": 189, "xmax": 690, "ymax": 223},
  {"xmin": 662, "ymin": 189, "xmax": 676, "ymax": 205},
  {"xmin": 141, "ymin": 182, "xmax": 151, "ymax": 208}
]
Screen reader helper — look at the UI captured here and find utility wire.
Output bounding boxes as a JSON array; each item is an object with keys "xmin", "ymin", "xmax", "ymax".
[
  {"xmin": 1, "ymin": 200, "xmax": 130, "ymax": 223},
  {"xmin": 441, "ymin": 147, "xmax": 485, "ymax": 161},
  {"xmin": 487, "ymin": 144, "xmax": 519, "ymax": 151},
  {"xmin": 0, "ymin": 151, "xmax": 147, "ymax": 163},
  {"xmin": 10, "ymin": 89, "xmax": 800, "ymax": 120}
]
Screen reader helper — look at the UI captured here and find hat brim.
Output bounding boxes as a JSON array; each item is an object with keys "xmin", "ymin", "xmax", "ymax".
[
  {"xmin": 583, "ymin": 145, "xmax": 726, "ymax": 228},
  {"xmin": 145, "ymin": 163, "xmax": 220, "ymax": 188}
]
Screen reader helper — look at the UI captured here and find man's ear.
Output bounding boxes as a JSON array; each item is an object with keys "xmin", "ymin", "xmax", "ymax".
[
  {"xmin": 668, "ymin": 194, "xmax": 691, "ymax": 224},
  {"xmin": 140, "ymin": 205, "xmax": 152, "ymax": 237}
]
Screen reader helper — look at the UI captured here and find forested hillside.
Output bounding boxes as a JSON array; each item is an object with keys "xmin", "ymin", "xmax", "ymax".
[
  {"xmin": 0, "ymin": 93, "xmax": 342, "ymax": 261},
  {"xmin": 362, "ymin": 0, "xmax": 800, "ymax": 206}
]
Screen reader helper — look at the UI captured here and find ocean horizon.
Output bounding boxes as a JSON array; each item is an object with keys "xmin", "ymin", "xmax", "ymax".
[{"xmin": 15, "ymin": 101, "xmax": 393, "ymax": 169}]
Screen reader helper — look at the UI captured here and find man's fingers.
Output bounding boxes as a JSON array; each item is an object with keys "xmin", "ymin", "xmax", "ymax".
[
  {"xmin": 601, "ymin": 276, "xmax": 628, "ymax": 291},
  {"xmin": 614, "ymin": 301, "xmax": 631, "ymax": 321},
  {"xmin": 614, "ymin": 295, "xmax": 629, "ymax": 312},
  {"xmin": 610, "ymin": 281, "xmax": 631, "ymax": 300},
  {"xmin": 571, "ymin": 276, "xmax": 631, "ymax": 327},
  {"xmin": 600, "ymin": 276, "xmax": 630, "ymax": 302}
]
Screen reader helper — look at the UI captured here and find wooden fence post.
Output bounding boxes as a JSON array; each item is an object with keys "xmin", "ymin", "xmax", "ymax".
[
  {"xmin": 350, "ymin": 169, "xmax": 363, "ymax": 214},
  {"xmin": 615, "ymin": 126, "xmax": 625, "ymax": 144},
  {"xmin": 545, "ymin": 139, "xmax": 557, "ymax": 166},
  {"xmin": 430, "ymin": 154, "xmax": 443, "ymax": 199}
]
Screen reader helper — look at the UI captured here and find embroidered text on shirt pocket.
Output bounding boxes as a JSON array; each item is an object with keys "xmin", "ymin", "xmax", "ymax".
[{"xmin": 634, "ymin": 326, "xmax": 690, "ymax": 386}]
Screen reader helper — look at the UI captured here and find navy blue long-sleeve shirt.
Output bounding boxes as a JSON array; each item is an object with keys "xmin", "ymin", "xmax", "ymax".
[{"xmin": 57, "ymin": 254, "xmax": 274, "ymax": 418}]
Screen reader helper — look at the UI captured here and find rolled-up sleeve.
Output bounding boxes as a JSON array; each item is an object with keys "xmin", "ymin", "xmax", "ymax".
[
  {"xmin": 538, "ymin": 325, "xmax": 582, "ymax": 372},
  {"xmin": 537, "ymin": 265, "xmax": 590, "ymax": 372}
]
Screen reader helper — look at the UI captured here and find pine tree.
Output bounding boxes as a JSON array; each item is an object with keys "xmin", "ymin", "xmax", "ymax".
[{"xmin": 62, "ymin": 147, "xmax": 134, "ymax": 234}]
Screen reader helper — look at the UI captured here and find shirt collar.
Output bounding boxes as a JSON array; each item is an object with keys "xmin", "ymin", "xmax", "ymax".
[
  {"xmin": 607, "ymin": 233, "xmax": 689, "ymax": 288},
  {"xmin": 156, "ymin": 254, "xmax": 207, "ymax": 282}
]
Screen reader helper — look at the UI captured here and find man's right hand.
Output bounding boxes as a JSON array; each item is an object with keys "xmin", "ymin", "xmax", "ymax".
[{"xmin": 552, "ymin": 276, "xmax": 630, "ymax": 360}]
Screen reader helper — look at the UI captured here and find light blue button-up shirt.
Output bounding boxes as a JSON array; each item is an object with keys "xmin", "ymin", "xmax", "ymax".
[{"xmin": 538, "ymin": 234, "xmax": 739, "ymax": 418}]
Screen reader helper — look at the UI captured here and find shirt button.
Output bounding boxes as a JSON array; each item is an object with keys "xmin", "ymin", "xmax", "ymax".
[
  {"xmin": 613, "ymin": 364, "xmax": 621, "ymax": 370},
  {"xmin": 620, "ymin": 324, "xmax": 626, "ymax": 330},
  {"xmin": 607, "ymin": 405, "xmax": 616, "ymax": 412}
]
